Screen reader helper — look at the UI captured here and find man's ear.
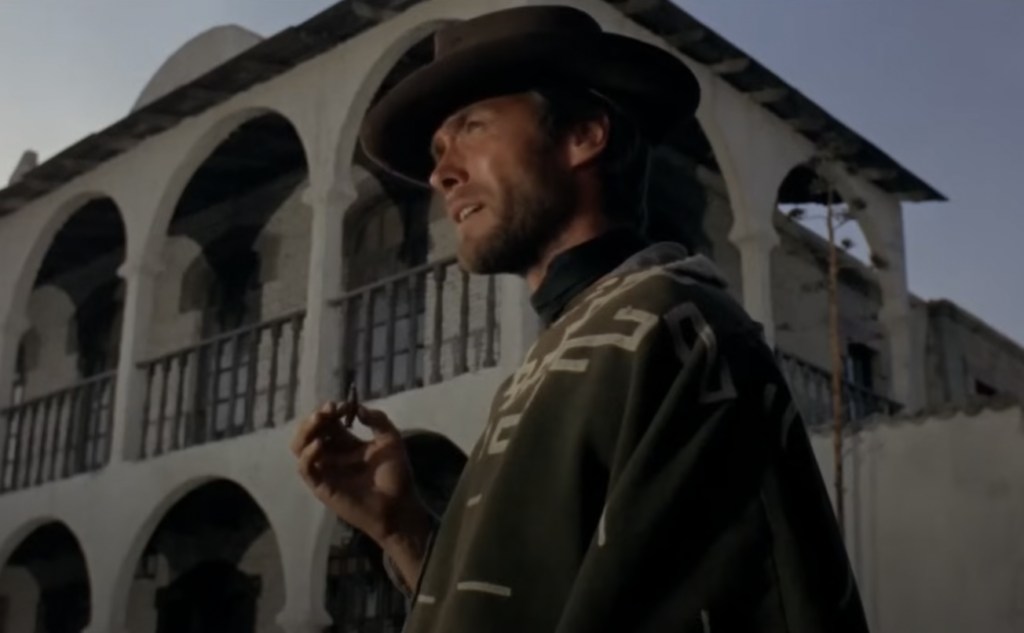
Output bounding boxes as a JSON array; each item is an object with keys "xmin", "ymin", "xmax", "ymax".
[{"xmin": 565, "ymin": 113, "xmax": 610, "ymax": 170}]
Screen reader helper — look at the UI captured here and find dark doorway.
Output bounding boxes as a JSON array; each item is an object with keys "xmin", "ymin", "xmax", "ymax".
[
  {"xmin": 155, "ymin": 561, "xmax": 260, "ymax": 633},
  {"xmin": 34, "ymin": 581, "xmax": 90, "ymax": 633}
]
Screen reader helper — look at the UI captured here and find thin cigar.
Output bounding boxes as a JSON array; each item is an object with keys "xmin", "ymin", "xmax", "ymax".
[{"xmin": 344, "ymin": 382, "xmax": 359, "ymax": 428}]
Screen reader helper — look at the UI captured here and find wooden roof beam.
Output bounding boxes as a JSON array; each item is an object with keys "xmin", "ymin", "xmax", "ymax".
[
  {"xmin": 710, "ymin": 57, "xmax": 750, "ymax": 75},
  {"xmin": 746, "ymin": 87, "xmax": 789, "ymax": 105},
  {"xmin": 663, "ymin": 28, "xmax": 707, "ymax": 47},
  {"xmin": 352, "ymin": 1, "xmax": 399, "ymax": 21}
]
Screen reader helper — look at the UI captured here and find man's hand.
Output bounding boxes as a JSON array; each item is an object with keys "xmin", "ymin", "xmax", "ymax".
[{"xmin": 290, "ymin": 402, "xmax": 434, "ymax": 588}]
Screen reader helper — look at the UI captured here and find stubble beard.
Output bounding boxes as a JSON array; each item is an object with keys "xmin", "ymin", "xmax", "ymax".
[{"xmin": 458, "ymin": 145, "xmax": 576, "ymax": 277}]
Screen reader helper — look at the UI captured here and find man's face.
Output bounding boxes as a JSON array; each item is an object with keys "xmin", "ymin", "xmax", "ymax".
[{"xmin": 429, "ymin": 93, "xmax": 576, "ymax": 276}]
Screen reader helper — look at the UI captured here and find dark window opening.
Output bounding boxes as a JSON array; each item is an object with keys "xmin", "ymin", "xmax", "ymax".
[
  {"xmin": 326, "ymin": 533, "xmax": 406, "ymax": 633},
  {"xmin": 974, "ymin": 380, "xmax": 997, "ymax": 397},
  {"xmin": 844, "ymin": 342, "xmax": 876, "ymax": 391},
  {"xmin": 191, "ymin": 244, "xmax": 263, "ymax": 442}
]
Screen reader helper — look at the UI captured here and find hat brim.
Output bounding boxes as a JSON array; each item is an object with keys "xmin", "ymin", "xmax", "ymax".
[{"xmin": 359, "ymin": 31, "xmax": 701, "ymax": 188}]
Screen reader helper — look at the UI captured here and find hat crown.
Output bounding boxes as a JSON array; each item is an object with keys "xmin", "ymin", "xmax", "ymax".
[{"xmin": 434, "ymin": 5, "xmax": 602, "ymax": 58}]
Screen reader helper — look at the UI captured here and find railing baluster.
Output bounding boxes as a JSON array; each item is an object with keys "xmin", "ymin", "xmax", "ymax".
[
  {"xmin": 10, "ymin": 406, "xmax": 26, "ymax": 491},
  {"xmin": 207, "ymin": 340, "xmax": 224, "ymax": 442},
  {"xmin": 21, "ymin": 401, "xmax": 39, "ymax": 489},
  {"xmin": 0, "ymin": 409, "xmax": 11, "ymax": 492},
  {"xmin": 170, "ymin": 354, "xmax": 188, "ymax": 452},
  {"xmin": 484, "ymin": 275, "xmax": 498, "ymax": 368},
  {"xmin": 244, "ymin": 328, "xmax": 260, "ymax": 433},
  {"xmin": 406, "ymin": 272, "xmax": 421, "ymax": 391},
  {"xmin": 49, "ymin": 389, "xmax": 66, "ymax": 477},
  {"xmin": 36, "ymin": 398, "xmax": 53, "ymax": 486},
  {"xmin": 286, "ymin": 315, "xmax": 302, "ymax": 421},
  {"xmin": 101, "ymin": 375, "xmax": 115, "ymax": 467},
  {"xmin": 457, "ymin": 269, "xmax": 470, "ymax": 375},
  {"xmin": 139, "ymin": 363, "xmax": 156, "ymax": 459},
  {"xmin": 154, "ymin": 358, "xmax": 171, "ymax": 456},
  {"xmin": 266, "ymin": 322, "xmax": 282, "ymax": 429},
  {"xmin": 227, "ymin": 333, "xmax": 244, "ymax": 437},
  {"xmin": 360, "ymin": 291, "xmax": 374, "ymax": 397},
  {"xmin": 62, "ymin": 386, "xmax": 80, "ymax": 478},
  {"xmin": 336, "ymin": 297, "xmax": 350, "ymax": 398},
  {"xmin": 384, "ymin": 281, "xmax": 398, "ymax": 396},
  {"xmin": 430, "ymin": 264, "xmax": 446, "ymax": 385}
]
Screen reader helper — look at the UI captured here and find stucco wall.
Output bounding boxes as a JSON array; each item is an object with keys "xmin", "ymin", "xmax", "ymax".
[
  {"xmin": 925, "ymin": 302, "xmax": 1024, "ymax": 405},
  {"xmin": 810, "ymin": 402, "xmax": 1024, "ymax": 633},
  {"xmin": 0, "ymin": 0, "xmax": 1019, "ymax": 631}
]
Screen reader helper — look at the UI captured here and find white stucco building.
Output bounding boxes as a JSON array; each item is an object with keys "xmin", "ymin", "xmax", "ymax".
[{"xmin": 0, "ymin": 1, "xmax": 1020, "ymax": 632}]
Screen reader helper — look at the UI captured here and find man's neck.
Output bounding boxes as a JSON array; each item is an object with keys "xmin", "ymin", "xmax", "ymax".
[
  {"xmin": 528, "ymin": 227, "xmax": 649, "ymax": 327},
  {"xmin": 525, "ymin": 214, "xmax": 616, "ymax": 291}
]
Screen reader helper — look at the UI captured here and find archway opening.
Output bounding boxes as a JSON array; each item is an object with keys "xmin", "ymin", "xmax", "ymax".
[
  {"xmin": 2, "ymin": 197, "xmax": 126, "ymax": 493},
  {"xmin": 137, "ymin": 113, "xmax": 310, "ymax": 459},
  {"xmin": 0, "ymin": 521, "xmax": 91, "ymax": 633},
  {"xmin": 125, "ymin": 479, "xmax": 282, "ymax": 633},
  {"xmin": 773, "ymin": 163, "xmax": 889, "ymax": 426}
]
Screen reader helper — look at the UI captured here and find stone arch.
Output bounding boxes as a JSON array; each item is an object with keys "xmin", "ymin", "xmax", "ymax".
[
  {"xmin": 141, "ymin": 106, "xmax": 313, "ymax": 262},
  {"xmin": 0, "ymin": 518, "xmax": 91, "ymax": 633},
  {"xmin": 9, "ymin": 192, "xmax": 128, "ymax": 348},
  {"xmin": 110, "ymin": 474, "xmax": 286, "ymax": 633},
  {"xmin": 332, "ymin": 18, "xmax": 455, "ymax": 178},
  {"xmin": 0, "ymin": 515, "xmax": 87, "ymax": 573}
]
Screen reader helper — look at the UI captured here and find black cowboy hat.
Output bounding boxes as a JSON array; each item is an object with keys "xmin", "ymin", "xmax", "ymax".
[{"xmin": 359, "ymin": 4, "xmax": 701, "ymax": 188}]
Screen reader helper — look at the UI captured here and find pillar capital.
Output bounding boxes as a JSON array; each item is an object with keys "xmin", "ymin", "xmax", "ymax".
[
  {"xmin": 301, "ymin": 176, "xmax": 357, "ymax": 213},
  {"xmin": 276, "ymin": 608, "xmax": 333, "ymax": 633},
  {"xmin": 116, "ymin": 251, "xmax": 163, "ymax": 282}
]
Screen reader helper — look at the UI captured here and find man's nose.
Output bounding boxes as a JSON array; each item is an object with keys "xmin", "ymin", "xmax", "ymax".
[{"xmin": 429, "ymin": 150, "xmax": 467, "ymax": 194}]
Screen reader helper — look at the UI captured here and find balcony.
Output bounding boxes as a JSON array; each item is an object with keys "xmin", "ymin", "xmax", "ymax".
[
  {"xmin": 137, "ymin": 312, "xmax": 306, "ymax": 459},
  {"xmin": 776, "ymin": 349, "xmax": 901, "ymax": 428},
  {"xmin": 330, "ymin": 255, "xmax": 500, "ymax": 402},
  {"xmin": 0, "ymin": 371, "xmax": 116, "ymax": 493},
  {"xmin": 128, "ymin": 255, "xmax": 500, "ymax": 462}
]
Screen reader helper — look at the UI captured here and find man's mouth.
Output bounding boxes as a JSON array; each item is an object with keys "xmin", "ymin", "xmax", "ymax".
[{"xmin": 458, "ymin": 204, "xmax": 483, "ymax": 223}]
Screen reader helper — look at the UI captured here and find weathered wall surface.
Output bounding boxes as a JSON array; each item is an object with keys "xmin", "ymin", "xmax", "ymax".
[{"xmin": 810, "ymin": 401, "xmax": 1024, "ymax": 633}]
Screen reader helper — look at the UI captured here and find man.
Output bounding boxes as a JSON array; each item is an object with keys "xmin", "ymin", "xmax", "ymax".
[{"xmin": 291, "ymin": 5, "xmax": 870, "ymax": 633}]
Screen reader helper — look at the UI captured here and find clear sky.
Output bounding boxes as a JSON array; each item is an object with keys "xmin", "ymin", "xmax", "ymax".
[{"xmin": 1, "ymin": 1, "xmax": 1021, "ymax": 342}]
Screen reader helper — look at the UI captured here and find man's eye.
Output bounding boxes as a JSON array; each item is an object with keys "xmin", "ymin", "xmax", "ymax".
[{"xmin": 465, "ymin": 119, "xmax": 485, "ymax": 133}]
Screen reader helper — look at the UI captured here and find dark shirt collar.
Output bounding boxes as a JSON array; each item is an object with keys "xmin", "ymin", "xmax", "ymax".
[{"xmin": 530, "ymin": 228, "xmax": 649, "ymax": 327}]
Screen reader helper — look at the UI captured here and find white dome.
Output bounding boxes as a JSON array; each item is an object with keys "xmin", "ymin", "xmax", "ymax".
[{"xmin": 131, "ymin": 25, "xmax": 264, "ymax": 112}]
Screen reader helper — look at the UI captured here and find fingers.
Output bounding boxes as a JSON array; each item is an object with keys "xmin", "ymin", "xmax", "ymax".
[
  {"xmin": 291, "ymin": 401, "xmax": 355, "ymax": 456},
  {"xmin": 296, "ymin": 437, "xmax": 323, "ymax": 485},
  {"xmin": 291, "ymin": 401, "xmax": 398, "ymax": 466},
  {"xmin": 297, "ymin": 435, "xmax": 367, "ymax": 487},
  {"xmin": 356, "ymin": 405, "xmax": 400, "ymax": 437}
]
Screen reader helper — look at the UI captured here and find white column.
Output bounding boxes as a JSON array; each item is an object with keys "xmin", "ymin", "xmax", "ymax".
[
  {"xmin": 109, "ymin": 253, "xmax": 163, "ymax": 463},
  {"xmin": 818, "ymin": 161, "xmax": 924, "ymax": 410},
  {"xmin": 274, "ymin": 480, "xmax": 337, "ymax": 633},
  {"xmin": 498, "ymin": 275, "xmax": 540, "ymax": 369},
  {"xmin": 296, "ymin": 179, "xmax": 357, "ymax": 415},
  {"xmin": 729, "ymin": 224, "xmax": 780, "ymax": 347},
  {"xmin": 697, "ymin": 71, "xmax": 812, "ymax": 350}
]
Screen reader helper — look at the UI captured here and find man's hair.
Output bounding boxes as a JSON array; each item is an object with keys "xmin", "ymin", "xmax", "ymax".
[{"xmin": 530, "ymin": 86, "xmax": 651, "ymax": 227}]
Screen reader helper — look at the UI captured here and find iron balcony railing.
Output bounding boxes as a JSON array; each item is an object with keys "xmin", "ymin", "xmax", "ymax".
[
  {"xmin": 329, "ymin": 256, "xmax": 501, "ymax": 402},
  {"xmin": 0, "ymin": 371, "xmax": 116, "ymax": 493},
  {"xmin": 137, "ymin": 311, "xmax": 305, "ymax": 459},
  {"xmin": 775, "ymin": 349, "xmax": 901, "ymax": 428}
]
